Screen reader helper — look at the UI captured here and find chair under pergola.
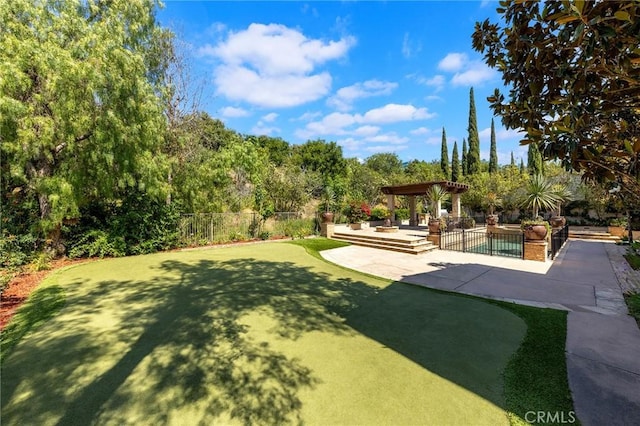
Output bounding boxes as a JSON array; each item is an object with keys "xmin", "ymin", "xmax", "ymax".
[{"xmin": 380, "ymin": 181, "xmax": 470, "ymax": 226}]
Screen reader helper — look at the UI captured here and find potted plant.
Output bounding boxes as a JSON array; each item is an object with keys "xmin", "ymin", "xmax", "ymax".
[
  {"xmin": 485, "ymin": 192, "xmax": 502, "ymax": 226},
  {"xmin": 426, "ymin": 185, "xmax": 449, "ymax": 234},
  {"xmin": 521, "ymin": 218, "xmax": 551, "ymax": 241},
  {"xmin": 550, "ymin": 184, "xmax": 572, "ymax": 228},
  {"xmin": 344, "ymin": 201, "xmax": 371, "ymax": 230},
  {"xmin": 519, "ymin": 175, "xmax": 560, "ymax": 241},
  {"xmin": 320, "ymin": 186, "xmax": 336, "ymax": 223}
]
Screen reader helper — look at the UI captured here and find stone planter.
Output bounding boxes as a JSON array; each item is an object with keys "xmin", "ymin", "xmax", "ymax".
[
  {"xmin": 428, "ymin": 219, "xmax": 442, "ymax": 234},
  {"xmin": 608, "ymin": 226, "xmax": 626, "ymax": 237},
  {"xmin": 523, "ymin": 224, "xmax": 548, "ymax": 241},
  {"xmin": 321, "ymin": 212, "xmax": 334, "ymax": 223},
  {"xmin": 349, "ymin": 222, "xmax": 362, "ymax": 230},
  {"xmin": 550, "ymin": 216, "xmax": 566, "ymax": 228}
]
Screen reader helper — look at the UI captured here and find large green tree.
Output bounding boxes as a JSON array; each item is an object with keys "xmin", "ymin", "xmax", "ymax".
[
  {"xmin": 527, "ymin": 143, "xmax": 544, "ymax": 177},
  {"xmin": 1, "ymin": 0, "xmax": 168, "ymax": 243},
  {"xmin": 440, "ymin": 127, "xmax": 450, "ymax": 178},
  {"xmin": 451, "ymin": 141, "xmax": 461, "ymax": 182},
  {"xmin": 461, "ymin": 138, "xmax": 468, "ymax": 176},
  {"xmin": 466, "ymin": 88, "xmax": 481, "ymax": 175},
  {"xmin": 291, "ymin": 139, "xmax": 346, "ymax": 183},
  {"xmin": 473, "ymin": 0, "xmax": 640, "ymax": 196},
  {"xmin": 489, "ymin": 118, "xmax": 498, "ymax": 174}
]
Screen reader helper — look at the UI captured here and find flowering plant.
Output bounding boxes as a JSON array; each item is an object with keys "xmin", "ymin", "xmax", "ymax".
[{"xmin": 344, "ymin": 201, "xmax": 371, "ymax": 223}]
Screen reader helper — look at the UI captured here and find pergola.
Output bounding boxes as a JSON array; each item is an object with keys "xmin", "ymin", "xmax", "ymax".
[{"xmin": 381, "ymin": 181, "xmax": 470, "ymax": 226}]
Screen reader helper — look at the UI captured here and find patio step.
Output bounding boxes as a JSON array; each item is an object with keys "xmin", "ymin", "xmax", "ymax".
[
  {"xmin": 569, "ymin": 231, "xmax": 621, "ymax": 242},
  {"xmin": 331, "ymin": 232, "xmax": 438, "ymax": 255}
]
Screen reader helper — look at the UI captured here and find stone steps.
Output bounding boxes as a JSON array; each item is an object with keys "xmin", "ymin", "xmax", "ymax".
[
  {"xmin": 331, "ymin": 232, "xmax": 437, "ymax": 255},
  {"xmin": 569, "ymin": 231, "xmax": 621, "ymax": 242}
]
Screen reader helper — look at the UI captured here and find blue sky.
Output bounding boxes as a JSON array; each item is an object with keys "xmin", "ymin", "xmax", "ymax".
[{"xmin": 158, "ymin": 1, "xmax": 526, "ymax": 165}]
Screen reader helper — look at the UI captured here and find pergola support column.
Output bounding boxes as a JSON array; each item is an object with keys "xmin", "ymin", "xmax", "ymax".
[
  {"xmin": 452, "ymin": 193, "xmax": 461, "ymax": 218},
  {"xmin": 386, "ymin": 194, "xmax": 395, "ymax": 223},
  {"xmin": 409, "ymin": 196, "xmax": 417, "ymax": 226}
]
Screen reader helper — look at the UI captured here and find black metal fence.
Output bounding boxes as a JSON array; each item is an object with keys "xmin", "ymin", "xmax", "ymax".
[
  {"xmin": 440, "ymin": 229, "xmax": 525, "ymax": 259},
  {"xmin": 549, "ymin": 224, "xmax": 569, "ymax": 259}
]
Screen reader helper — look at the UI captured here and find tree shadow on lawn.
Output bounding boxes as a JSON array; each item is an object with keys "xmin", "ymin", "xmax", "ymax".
[{"xmin": 1, "ymin": 254, "xmax": 524, "ymax": 425}]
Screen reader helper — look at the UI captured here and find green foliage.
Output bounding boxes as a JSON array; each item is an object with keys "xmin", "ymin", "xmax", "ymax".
[
  {"xmin": 291, "ymin": 139, "xmax": 346, "ymax": 182},
  {"xmin": 440, "ymin": 128, "xmax": 450, "ymax": 178},
  {"xmin": 0, "ymin": 0, "xmax": 169, "ymax": 234},
  {"xmin": 274, "ymin": 219, "xmax": 316, "ymax": 239},
  {"xmin": 609, "ymin": 217, "xmax": 628, "ymax": 228},
  {"xmin": 370, "ymin": 205, "xmax": 390, "ymax": 221},
  {"xmin": 344, "ymin": 201, "xmax": 371, "ymax": 223},
  {"xmin": 527, "ymin": 143, "xmax": 544, "ymax": 176},
  {"xmin": 0, "ymin": 232, "xmax": 37, "ymax": 268},
  {"xmin": 451, "ymin": 141, "xmax": 461, "ymax": 182},
  {"xmin": 365, "ymin": 153, "xmax": 405, "ymax": 178},
  {"xmin": 520, "ymin": 174, "xmax": 561, "ymax": 218},
  {"xmin": 426, "ymin": 184, "xmax": 449, "ymax": 216},
  {"xmin": 520, "ymin": 219, "xmax": 551, "ymax": 236},
  {"xmin": 489, "ymin": 119, "xmax": 498, "ymax": 174},
  {"xmin": 624, "ymin": 292, "xmax": 640, "ymax": 327},
  {"xmin": 473, "ymin": 0, "xmax": 640, "ymax": 195},
  {"xmin": 33, "ymin": 252, "xmax": 53, "ymax": 272},
  {"xmin": 68, "ymin": 230, "xmax": 127, "ymax": 259},
  {"xmin": 461, "ymin": 138, "xmax": 468, "ymax": 176},
  {"xmin": 394, "ymin": 208, "xmax": 410, "ymax": 221},
  {"xmin": 466, "ymin": 88, "xmax": 481, "ymax": 175}
]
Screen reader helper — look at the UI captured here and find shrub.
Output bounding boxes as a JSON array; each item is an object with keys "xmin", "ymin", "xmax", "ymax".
[
  {"xmin": 370, "ymin": 205, "xmax": 390, "ymax": 221},
  {"xmin": 0, "ymin": 232, "xmax": 37, "ymax": 268},
  {"xmin": 259, "ymin": 231, "xmax": 271, "ymax": 240},
  {"xmin": 609, "ymin": 217, "xmax": 628, "ymax": 227},
  {"xmin": 459, "ymin": 217, "xmax": 476, "ymax": 229},
  {"xmin": 275, "ymin": 218, "xmax": 315, "ymax": 238},
  {"xmin": 344, "ymin": 201, "xmax": 371, "ymax": 223},
  {"xmin": 395, "ymin": 208, "xmax": 410, "ymax": 221},
  {"xmin": 68, "ymin": 230, "xmax": 126, "ymax": 258}
]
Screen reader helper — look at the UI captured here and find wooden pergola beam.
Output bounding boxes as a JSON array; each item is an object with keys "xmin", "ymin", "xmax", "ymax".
[{"xmin": 380, "ymin": 181, "xmax": 470, "ymax": 196}]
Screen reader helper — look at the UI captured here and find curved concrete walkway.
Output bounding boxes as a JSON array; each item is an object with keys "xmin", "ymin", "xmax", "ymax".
[{"xmin": 321, "ymin": 239, "xmax": 640, "ymax": 426}]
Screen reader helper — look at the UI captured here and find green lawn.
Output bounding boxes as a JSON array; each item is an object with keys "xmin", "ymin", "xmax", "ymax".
[{"xmin": 1, "ymin": 240, "xmax": 572, "ymax": 425}]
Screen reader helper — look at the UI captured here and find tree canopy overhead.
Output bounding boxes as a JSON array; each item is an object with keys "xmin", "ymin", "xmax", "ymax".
[{"xmin": 472, "ymin": 0, "xmax": 640, "ymax": 195}]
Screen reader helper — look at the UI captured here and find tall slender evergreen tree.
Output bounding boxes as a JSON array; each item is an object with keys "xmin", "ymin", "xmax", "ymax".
[
  {"xmin": 466, "ymin": 87, "xmax": 481, "ymax": 174},
  {"xmin": 461, "ymin": 138, "xmax": 468, "ymax": 176},
  {"xmin": 520, "ymin": 158, "xmax": 526, "ymax": 174},
  {"xmin": 510, "ymin": 151, "xmax": 516, "ymax": 167},
  {"xmin": 451, "ymin": 141, "xmax": 461, "ymax": 182},
  {"xmin": 489, "ymin": 118, "xmax": 498, "ymax": 173},
  {"xmin": 527, "ymin": 143, "xmax": 544, "ymax": 176},
  {"xmin": 440, "ymin": 127, "xmax": 450, "ymax": 178}
]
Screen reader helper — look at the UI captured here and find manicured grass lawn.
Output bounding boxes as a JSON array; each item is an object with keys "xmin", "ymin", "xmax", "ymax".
[{"xmin": 1, "ymin": 239, "xmax": 573, "ymax": 425}]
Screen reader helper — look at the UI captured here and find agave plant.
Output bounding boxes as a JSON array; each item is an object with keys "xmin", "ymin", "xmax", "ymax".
[
  {"xmin": 426, "ymin": 184, "xmax": 449, "ymax": 218},
  {"xmin": 551, "ymin": 183, "xmax": 572, "ymax": 216},
  {"xmin": 520, "ymin": 174, "xmax": 561, "ymax": 218}
]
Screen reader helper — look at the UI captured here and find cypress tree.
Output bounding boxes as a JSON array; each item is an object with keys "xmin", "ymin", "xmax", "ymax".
[
  {"xmin": 520, "ymin": 158, "xmax": 525, "ymax": 174},
  {"xmin": 451, "ymin": 141, "xmax": 461, "ymax": 182},
  {"xmin": 440, "ymin": 127, "xmax": 449, "ymax": 178},
  {"xmin": 510, "ymin": 151, "xmax": 516, "ymax": 167},
  {"xmin": 527, "ymin": 143, "xmax": 544, "ymax": 176},
  {"xmin": 461, "ymin": 138, "xmax": 468, "ymax": 176},
  {"xmin": 489, "ymin": 118, "xmax": 498, "ymax": 173},
  {"xmin": 466, "ymin": 87, "xmax": 481, "ymax": 174}
]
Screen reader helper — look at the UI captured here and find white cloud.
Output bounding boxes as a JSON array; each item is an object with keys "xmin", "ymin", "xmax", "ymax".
[
  {"xmin": 295, "ymin": 103, "xmax": 434, "ymax": 140},
  {"xmin": 425, "ymin": 136, "xmax": 441, "ymax": 145},
  {"xmin": 337, "ymin": 137, "xmax": 364, "ymax": 152},
  {"xmin": 353, "ymin": 125, "xmax": 381, "ymax": 137},
  {"xmin": 327, "ymin": 80, "xmax": 398, "ymax": 111},
  {"xmin": 262, "ymin": 112, "xmax": 278, "ymax": 122},
  {"xmin": 296, "ymin": 111, "xmax": 323, "ymax": 122},
  {"xmin": 451, "ymin": 63, "xmax": 497, "ymax": 86},
  {"xmin": 436, "ymin": 52, "xmax": 497, "ymax": 87},
  {"xmin": 220, "ymin": 106, "xmax": 250, "ymax": 118},
  {"xmin": 479, "ymin": 126, "xmax": 525, "ymax": 141},
  {"xmin": 410, "ymin": 127, "xmax": 432, "ymax": 136},
  {"xmin": 402, "ymin": 32, "xmax": 421, "ymax": 59},
  {"xmin": 438, "ymin": 53, "xmax": 468, "ymax": 72},
  {"xmin": 199, "ymin": 23, "xmax": 356, "ymax": 108},
  {"xmin": 362, "ymin": 103, "xmax": 435, "ymax": 124},
  {"xmin": 365, "ymin": 132, "xmax": 408, "ymax": 144},
  {"xmin": 366, "ymin": 144, "xmax": 408, "ymax": 153}
]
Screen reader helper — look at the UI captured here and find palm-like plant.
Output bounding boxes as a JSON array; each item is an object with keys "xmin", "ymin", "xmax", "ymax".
[
  {"xmin": 521, "ymin": 174, "xmax": 561, "ymax": 218},
  {"xmin": 485, "ymin": 192, "xmax": 503, "ymax": 215},
  {"xmin": 426, "ymin": 184, "xmax": 449, "ymax": 218},
  {"xmin": 551, "ymin": 183, "xmax": 572, "ymax": 216}
]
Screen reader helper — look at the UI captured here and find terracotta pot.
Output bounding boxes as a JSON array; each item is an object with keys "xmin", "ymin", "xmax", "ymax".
[
  {"xmin": 321, "ymin": 212, "xmax": 334, "ymax": 223},
  {"xmin": 350, "ymin": 222, "xmax": 362, "ymax": 230},
  {"xmin": 550, "ymin": 216, "xmax": 566, "ymax": 228},
  {"xmin": 486, "ymin": 214, "xmax": 499, "ymax": 226},
  {"xmin": 428, "ymin": 219, "xmax": 442, "ymax": 234},
  {"xmin": 523, "ymin": 224, "xmax": 548, "ymax": 241}
]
